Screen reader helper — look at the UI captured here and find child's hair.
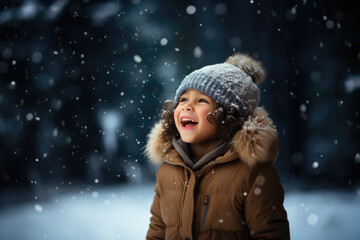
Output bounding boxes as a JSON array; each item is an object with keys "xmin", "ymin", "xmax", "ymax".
[{"xmin": 160, "ymin": 100, "xmax": 248, "ymax": 143}]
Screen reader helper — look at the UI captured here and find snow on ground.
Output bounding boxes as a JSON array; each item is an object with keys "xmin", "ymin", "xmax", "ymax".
[
  {"xmin": 286, "ymin": 190, "xmax": 360, "ymax": 240},
  {"xmin": 0, "ymin": 184, "xmax": 360, "ymax": 240}
]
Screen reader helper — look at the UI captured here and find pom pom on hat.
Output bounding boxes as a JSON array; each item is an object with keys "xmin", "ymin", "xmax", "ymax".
[
  {"xmin": 225, "ymin": 53, "xmax": 266, "ymax": 85},
  {"xmin": 174, "ymin": 52, "xmax": 266, "ymax": 116}
]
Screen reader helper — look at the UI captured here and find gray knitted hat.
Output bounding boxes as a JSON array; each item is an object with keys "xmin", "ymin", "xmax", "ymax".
[{"xmin": 174, "ymin": 53, "xmax": 266, "ymax": 115}]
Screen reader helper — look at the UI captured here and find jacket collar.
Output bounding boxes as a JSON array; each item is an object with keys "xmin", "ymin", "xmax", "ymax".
[
  {"xmin": 172, "ymin": 137, "xmax": 230, "ymax": 171},
  {"xmin": 144, "ymin": 107, "xmax": 279, "ymax": 168}
]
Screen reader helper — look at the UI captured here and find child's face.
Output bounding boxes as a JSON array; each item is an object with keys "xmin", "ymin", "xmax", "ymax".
[{"xmin": 174, "ymin": 89, "xmax": 219, "ymax": 145}]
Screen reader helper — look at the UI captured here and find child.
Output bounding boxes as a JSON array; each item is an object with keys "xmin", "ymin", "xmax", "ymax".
[{"xmin": 145, "ymin": 53, "xmax": 290, "ymax": 240}]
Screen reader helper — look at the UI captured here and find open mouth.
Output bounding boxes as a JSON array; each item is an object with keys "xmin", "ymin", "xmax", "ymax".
[{"xmin": 181, "ymin": 118, "xmax": 198, "ymax": 128}]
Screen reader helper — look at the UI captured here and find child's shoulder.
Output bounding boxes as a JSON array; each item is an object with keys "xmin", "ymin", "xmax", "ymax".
[
  {"xmin": 243, "ymin": 163, "xmax": 282, "ymax": 190},
  {"xmin": 247, "ymin": 162, "xmax": 280, "ymax": 178},
  {"xmin": 228, "ymin": 160, "xmax": 279, "ymax": 183}
]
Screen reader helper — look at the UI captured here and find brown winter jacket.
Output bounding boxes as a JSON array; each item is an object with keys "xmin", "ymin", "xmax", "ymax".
[{"xmin": 145, "ymin": 107, "xmax": 290, "ymax": 240}]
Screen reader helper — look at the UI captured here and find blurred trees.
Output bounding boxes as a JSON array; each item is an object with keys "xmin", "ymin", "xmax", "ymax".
[{"xmin": 0, "ymin": 0, "xmax": 359, "ymax": 196}]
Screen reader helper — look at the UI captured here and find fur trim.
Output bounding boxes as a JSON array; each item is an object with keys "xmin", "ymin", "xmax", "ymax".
[
  {"xmin": 144, "ymin": 122, "xmax": 168, "ymax": 164},
  {"xmin": 145, "ymin": 107, "xmax": 278, "ymax": 167},
  {"xmin": 231, "ymin": 107, "xmax": 278, "ymax": 167},
  {"xmin": 225, "ymin": 53, "xmax": 266, "ymax": 85}
]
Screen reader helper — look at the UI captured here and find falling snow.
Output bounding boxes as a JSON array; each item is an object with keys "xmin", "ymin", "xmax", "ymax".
[
  {"xmin": 0, "ymin": 1, "xmax": 359, "ymax": 240},
  {"xmin": 34, "ymin": 204, "xmax": 43, "ymax": 212},
  {"xmin": 355, "ymin": 153, "xmax": 360, "ymax": 164},
  {"xmin": 193, "ymin": 46, "xmax": 203, "ymax": 58},
  {"xmin": 307, "ymin": 214, "xmax": 319, "ymax": 226},
  {"xmin": 160, "ymin": 38, "xmax": 168, "ymax": 46},
  {"xmin": 312, "ymin": 161, "xmax": 319, "ymax": 169},
  {"xmin": 186, "ymin": 5, "xmax": 196, "ymax": 15},
  {"xmin": 133, "ymin": 55, "xmax": 142, "ymax": 63}
]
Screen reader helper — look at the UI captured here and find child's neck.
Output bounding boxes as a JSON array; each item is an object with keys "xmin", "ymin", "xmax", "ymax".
[{"xmin": 190, "ymin": 141, "xmax": 219, "ymax": 160}]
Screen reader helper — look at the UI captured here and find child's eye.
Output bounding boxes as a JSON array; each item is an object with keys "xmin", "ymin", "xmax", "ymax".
[
  {"xmin": 180, "ymin": 97, "xmax": 188, "ymax": 102},
  {"xmin": 199, "ymin": 98, "xmax": 209, "ymax": 103}
]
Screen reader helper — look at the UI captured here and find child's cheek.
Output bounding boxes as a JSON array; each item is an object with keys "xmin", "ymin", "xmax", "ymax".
[
  {"xmin": 199, "ymin": 109, "xmax": 212, "ymax": 124},
  {"xmin": 173, "ymin": 106, "xmax": 180, "ymax": 128}
]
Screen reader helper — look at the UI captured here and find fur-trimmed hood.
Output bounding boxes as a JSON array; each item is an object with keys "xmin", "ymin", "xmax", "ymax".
[{"xmin": 145, "ymin": 107, "xmax": 278, "ymax": 168}]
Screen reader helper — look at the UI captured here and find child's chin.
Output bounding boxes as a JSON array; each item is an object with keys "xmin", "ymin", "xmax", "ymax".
[{"xmin": 180, "ymin": 136, "xmax": 195, "ymax": 144}]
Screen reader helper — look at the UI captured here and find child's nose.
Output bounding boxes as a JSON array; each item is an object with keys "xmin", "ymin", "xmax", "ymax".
[{"xmin": 182, "ymin": 103, "xmax": 193, "ymax": 111}]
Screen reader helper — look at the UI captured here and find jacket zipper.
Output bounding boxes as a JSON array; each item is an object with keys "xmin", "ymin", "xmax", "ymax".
[{"xmin": 200, "ymin": 195, "xmax": 210, "ymax": 231}]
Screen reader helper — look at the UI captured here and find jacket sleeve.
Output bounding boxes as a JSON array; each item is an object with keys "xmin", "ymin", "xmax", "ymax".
[
  {"xmin": 244, "ymin": 164, "xmax": 290, "ymax": 240},
  {"xmin": 146, "ymin": 179, "xmax": 166, "ymax": 240}
]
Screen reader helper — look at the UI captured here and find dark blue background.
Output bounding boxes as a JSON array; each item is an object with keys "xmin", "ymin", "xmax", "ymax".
[{"xmin": 0, "ymin": 0, "xmax": 359, "ymax": 205}]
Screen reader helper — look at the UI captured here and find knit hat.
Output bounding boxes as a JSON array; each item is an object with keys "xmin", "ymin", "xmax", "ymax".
[{"xmin": 174, "ymin": 53, "xmax": 266, "ymax": 115}]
